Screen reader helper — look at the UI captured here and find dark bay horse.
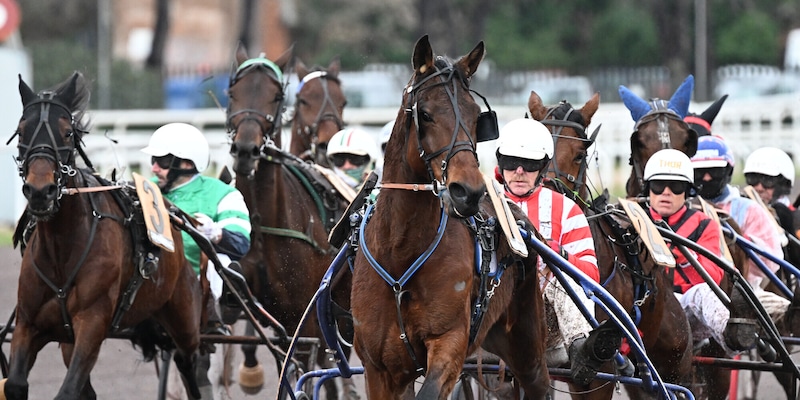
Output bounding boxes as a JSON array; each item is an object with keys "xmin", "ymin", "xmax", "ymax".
[
  {"xmin": 620, "ymin": 77, "xmax": 759, "ymax": 399},
  {"xmin": 2, "ymin": 72, "xmax": 203, "ymax": 399},
  {"xmin": 351, "ymin": 35, "xmax": 549, "ymax": 399},
  {"xmin": 620, "ymin": 75, "xmax": 698, "ymax": 198},
  {"xmin": 226, "ymin": 43, "xmax": 353, "ymax": 399},
  {"xmin": 530, "ymin": 91, "xmax": 694, "ymax": 398},
  {"xmin": 289, "ymin": 57, "xmax": 346, "ymax": 166}
]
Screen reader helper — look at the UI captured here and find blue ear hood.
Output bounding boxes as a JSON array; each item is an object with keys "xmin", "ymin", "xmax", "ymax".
[
  {"xmin": 668, "ymin": 75, "xmax": 694, "ymax": 119},
  {"xmin": 619, "ymin": 85, "xmax": 651, "ymax": 122},
  {"xmin": 619, "ymin": 75, "xmax": 695, "ymax": 122}
]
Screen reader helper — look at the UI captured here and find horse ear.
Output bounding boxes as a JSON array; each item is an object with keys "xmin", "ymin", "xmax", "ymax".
[
  {"xmin": 327, "ymin": 56, "xmax": 341, "ymax": 78},
  {"xmin": 235, "ymin": 42, "xmax": 249, "ymax": 66},
  {"xmin": 274, "ymin": 44, "xmax": 294, "ymax": 74},
  {"xmin": 412, "ymin": 35, "xmax": 434, "ymax": 74},
  {"xmin": 579, "ymin": 92, "xmax": 601, "ymax": 126},
  {"xmin": 458, "ymin": 41, "xmax": 485, "ymax": 80},
  {"xmin": 699, "ymin": 94, "xmax": 728, "ymax": 124},
  {"xmin": 18, "ymin": 74, "xmax": 36, "ymax": 106},
  {"xmin": 59, "ymin": 72, "xmax": 82, "ymax": 103},
  {"xmin": 295, "ymin": 58, "xmax": 309, "ymax": 80},
  {"xmin": 527, "ymin": 90, "xmax": 548, "ymax": 120},
  {"xmin": 619, "ymin": 85, "xmax": 651, "ymax": 122},
  {"xmin": 667, "ymin": 75, "xmax": 694, "ymax": 118}
]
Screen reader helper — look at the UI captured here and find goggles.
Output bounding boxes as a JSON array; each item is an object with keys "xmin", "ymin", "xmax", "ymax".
[
  {"xmin": 151, "ymin": 155, "xmax": 174, "ymax": 169},
  {"xmin": 498, "ymin": 155, "xmax": 548, "ymax": 173},
  {"xmin": 694, "ymin": 167, "xmax": 728, "ymax": 183},
  {"xmin": 745, "ymin": 173, "xmax": 780, "ymax": 189},
  {"xmin": 649, "ymin": 180, "xmax": 689, "ymax": 195},
  {"xmin": 329, "ymin": 153, "xmax": 371, "ymax": 168}
]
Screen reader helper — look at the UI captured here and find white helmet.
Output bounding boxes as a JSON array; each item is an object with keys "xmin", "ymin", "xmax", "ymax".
[
  {"xmin": 495, "ymin": 118, "xmax": 553, "ymax": 160},
  {"xmin": 327, "ymin": 127, "xmax": 377, "ymax": 159},
  {"xmin": 644, "ymin": 149, "xmax": 694, "ymax": 183},
  {"xmin": 141, "ymin": 123, "xmax": 210, "ymax": 172},
  {"xmin": 743, "ymin": 147, "xmax": 795, "ymax": 185}
]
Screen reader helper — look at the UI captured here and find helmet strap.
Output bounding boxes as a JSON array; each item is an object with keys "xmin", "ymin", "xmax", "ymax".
[{"xmin": 162, "ymin": 164, "xmax": 198, "ymax": 194}]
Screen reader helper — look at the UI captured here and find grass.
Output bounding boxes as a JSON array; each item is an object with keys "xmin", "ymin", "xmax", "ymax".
[{"xmin": 0, "ymin": 226, "xmax": 13, "ymax": 247}]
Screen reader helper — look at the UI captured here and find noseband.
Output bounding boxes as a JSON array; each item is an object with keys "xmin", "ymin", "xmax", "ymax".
[
  {"xmin": 404, "ymin": 58, "xmax": 479, "ymax": 185},
  {"xmin": 226, "ymin": 58, "xmax": 287, "ymax": 146},
  {"xmin": 294, "ymin": 71, "xmax": 345, "ymax": 156}
]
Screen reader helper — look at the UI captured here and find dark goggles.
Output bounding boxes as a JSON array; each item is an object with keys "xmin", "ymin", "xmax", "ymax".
[
  {"xmin": 745, "ymin": 173, "xmax": 780, "ymax": 189},
  {"xmin": 649, "ymin": 180, "xmax": 690, "ymax": 195},
  {"xmin": 498, "ymin": 156, "xmax": 548, "ymax": 173},
  {"xmin": 151, "ymin": 155, "xmax": 174, "ymax": 169},
  {"xmin": 329, "ymin": 153, "xmax": 371, "ymax": 168},
  {"xmin": 694, "ymin": 167, "xmax": 728, "ymax": 183}
]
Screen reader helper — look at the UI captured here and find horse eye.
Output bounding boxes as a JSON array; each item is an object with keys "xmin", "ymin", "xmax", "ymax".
[
  {"xmin": 297, "ymin": 98, "xmax": 308, "ymax": 106},
  {"xmin": 420, "ymin": 111, "xmax": 433, "ymax": 123},
  {"xmin": 65, "ymin": 130, "xmax": 74, "ymax": 138},
  {"xmin": 574, "ymin": 152, "xmax": 586, "ymax": 163}
]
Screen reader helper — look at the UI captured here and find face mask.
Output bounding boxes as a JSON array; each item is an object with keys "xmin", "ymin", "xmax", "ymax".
[{"xmin": 344, "ymin": 165, "xmax": 368, "ymax": 182}]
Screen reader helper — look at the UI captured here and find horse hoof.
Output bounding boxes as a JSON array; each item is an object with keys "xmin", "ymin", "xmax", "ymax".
[
  {"xmin": 238, "ymin": 363, "xmax": 264, "ymax": 394},
  {"xmin": 724, "ymin": 318, "xmax": 758, "ymax": 351},
  {"xmin": 0, "ymin": 378, "xmax": 6, "ymax": 400}
]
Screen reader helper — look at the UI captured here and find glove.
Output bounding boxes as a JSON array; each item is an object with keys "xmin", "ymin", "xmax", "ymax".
[{"xmin": 194, "ymin": 213, "xmax": 223, "ymax": 244}]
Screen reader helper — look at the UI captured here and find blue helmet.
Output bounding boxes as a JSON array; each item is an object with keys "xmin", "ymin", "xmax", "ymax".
[{"xmin": 691, "ymin": 135, "xmax": 734, "ymax": 169}]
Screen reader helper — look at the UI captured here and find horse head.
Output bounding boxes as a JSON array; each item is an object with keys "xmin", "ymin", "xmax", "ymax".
[
  {"xmin": 290, "ymin": 57, "xmax": 346, "ymax": 166},
  {"xmin": 384, "ymin": 35, "xmax": 486, "ymax": 217},
  {"xmin": 528, "ymin": 90, "xmax": 600, "ymax": 201},
  {"xmin": 621, "ymin": 75, "xmax": 698, "ymax": 197},
  {"xmin": 227, "ymin": 42, "xmax": 292, "ymax": 177},
  {"xmin": 15, "ymin": 72, "xmax": 89, "ymax": 219}
]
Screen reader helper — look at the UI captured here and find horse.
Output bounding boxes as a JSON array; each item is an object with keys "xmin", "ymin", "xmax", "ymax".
[
  {"xmin": 1, "ymin": 72, "xmax": 203, "ymax": 400},
  {"xmin": 620, "ymin": 77, "xmax": 760, "ymax": 400},
  {"xmin": 621, "ymin": 75, "xmax": 698, "ymax": 199},
  {"xmin": 351, "ymin": 34, "xmax": 549, "ymax": 399},
  {"xmin": 530, "ymin": 91, "xmax": 694, "ymax": 399},
  {"xmin": 289, "ymin": 57, "xmax": 346, "ymax": 166},
  {"xmin": 225, "ymin": 43, "xmax": 354, "ymax": 399}
]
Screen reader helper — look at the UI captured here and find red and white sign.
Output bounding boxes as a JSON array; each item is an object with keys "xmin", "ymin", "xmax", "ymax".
[{"xmin": 0, "ymin": 0, "xmax": 20, "ymax": 42}]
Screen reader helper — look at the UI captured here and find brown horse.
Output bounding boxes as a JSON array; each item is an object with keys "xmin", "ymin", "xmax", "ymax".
[
  {"xmin": 226, "ymin": 43, "xmax": 353, "ymax": 399},
  {"xmin": 351, "ymin": 35, "xmax": 549, "ymax": 399},
  {"xmin": 530, "ymin": 91, "xmax": 694, "ymax": 399},
  {"xmin": 289, "ymin": 57, "xmax": 346, "ymax": 166},
  {"xmin": 2, "ymin": 73, "xmax": 203, "ymax": 400},
  {"xmin": 620, "ymin": 78, "xmax": 761, "ymax": 400}
]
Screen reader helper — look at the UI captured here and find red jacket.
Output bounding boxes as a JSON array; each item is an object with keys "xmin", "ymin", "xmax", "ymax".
[{"xmin": 648, "ymin": 205, "xmax": 724, "ymax": 293}]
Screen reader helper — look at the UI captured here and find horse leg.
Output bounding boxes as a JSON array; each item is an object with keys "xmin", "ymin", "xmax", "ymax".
[
  {"xmin": 238, "ymin": 323, "xmax": 264, "ymax": 393},
  {"xmin": 53, "ymin": 318, "xmax": 106, "ymax": 400},
  {"xmin": 362, "ymin": 363, "xmax": 404, "ymax": 400},
  {"xmin": 58, "ymin": 344, "xmax": 97, "ymax": 400},
  {"xmin": 4, "ymin": 322, "xmax": 47, "ymax": 400},
  {"xmin": 416, "ymin": 336, "xmax": 469, "ymax": 399}
]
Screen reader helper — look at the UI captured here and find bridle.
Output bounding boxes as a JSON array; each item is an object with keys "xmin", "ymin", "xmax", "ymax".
[
  {"xmin": 226, "ymin": 57, "xmax": 287, "ymax": 147},
  {"xmin": 541, "ymin": 101, "xmax": 599, "ymax": 199},
  {"xmin": 13, "ymin": 93, "xmax": 81, "ymax": 199},
  {"xmin": 629, "ymin": 100, "xmax": 693, "ymax": 195},
  {"xmin": 293, "ymin": 70, "xmax": 345, "ymax": 159},
  {"xmin": 402, "ymin": 57, "xmax": 479, "ymax": 186}
]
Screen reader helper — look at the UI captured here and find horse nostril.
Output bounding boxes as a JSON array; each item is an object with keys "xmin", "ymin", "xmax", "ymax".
[
  {"xmin": 22, "ymin": 183, "xmax": 32, "ymax": 199},
  {"xmin": 46, "ymin": 184, "xmax": 59, "ymax": 200},
  {"xmin": 449, "ymin": 182, "xmax": 468, "ymax": 203},
  {"xmin": 230, "ymin": 143, "xmax": 239, "ymax": 156},
  {"xmin": 250, "ymin": 146, "xmax": 260, "ymax": 158}
]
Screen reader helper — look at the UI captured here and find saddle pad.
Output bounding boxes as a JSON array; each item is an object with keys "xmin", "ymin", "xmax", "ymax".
[
  {"xmin": 311, "ymin": 164, "xmax": 356, "ymax": 203},
  {"xmin": 698, "ymin": 197, "xmax": 736, "ymax": 263},
  {"xmin": 483, "ymin": 174, "xmax": 528, "ymax": 257},
  {"xmin": 741, "ymin": 185, "xmax": 788, "ymax": 247},
  {"xmin": 617, "ymin": 197, "xmax": 675, "ymax": 268},
  {"xmin": 133, "ymin": 172, "xmax": 175, "ymax": 252}
]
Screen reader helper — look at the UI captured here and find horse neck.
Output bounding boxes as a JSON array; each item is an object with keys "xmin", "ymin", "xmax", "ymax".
[{"xmin": 236, "ymin": 161, "xmax": 287, "ymax": 226}]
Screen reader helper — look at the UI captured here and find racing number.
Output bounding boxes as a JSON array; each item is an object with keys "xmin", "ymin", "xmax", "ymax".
[{"xmin": 142, "ymin": 180, "xmax": 165, "ymax": 234}]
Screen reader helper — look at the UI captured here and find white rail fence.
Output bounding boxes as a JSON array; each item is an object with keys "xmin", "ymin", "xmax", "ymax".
[{"xmin": 2, "ymin": 94, "xmax": 799, "ymax": 225}]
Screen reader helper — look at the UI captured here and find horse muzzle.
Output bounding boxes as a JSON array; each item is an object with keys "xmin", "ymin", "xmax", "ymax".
[
  {"xmin": 230, "ymin": 142, "xmax": 261, "ymax": 177},
  {"xmin": 22, "ymin": 182, "xmax": 59, "ymax": 218},
  {"xmin": 441, "ymin": 181, "xmax": 486, "ymax": 218}
]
